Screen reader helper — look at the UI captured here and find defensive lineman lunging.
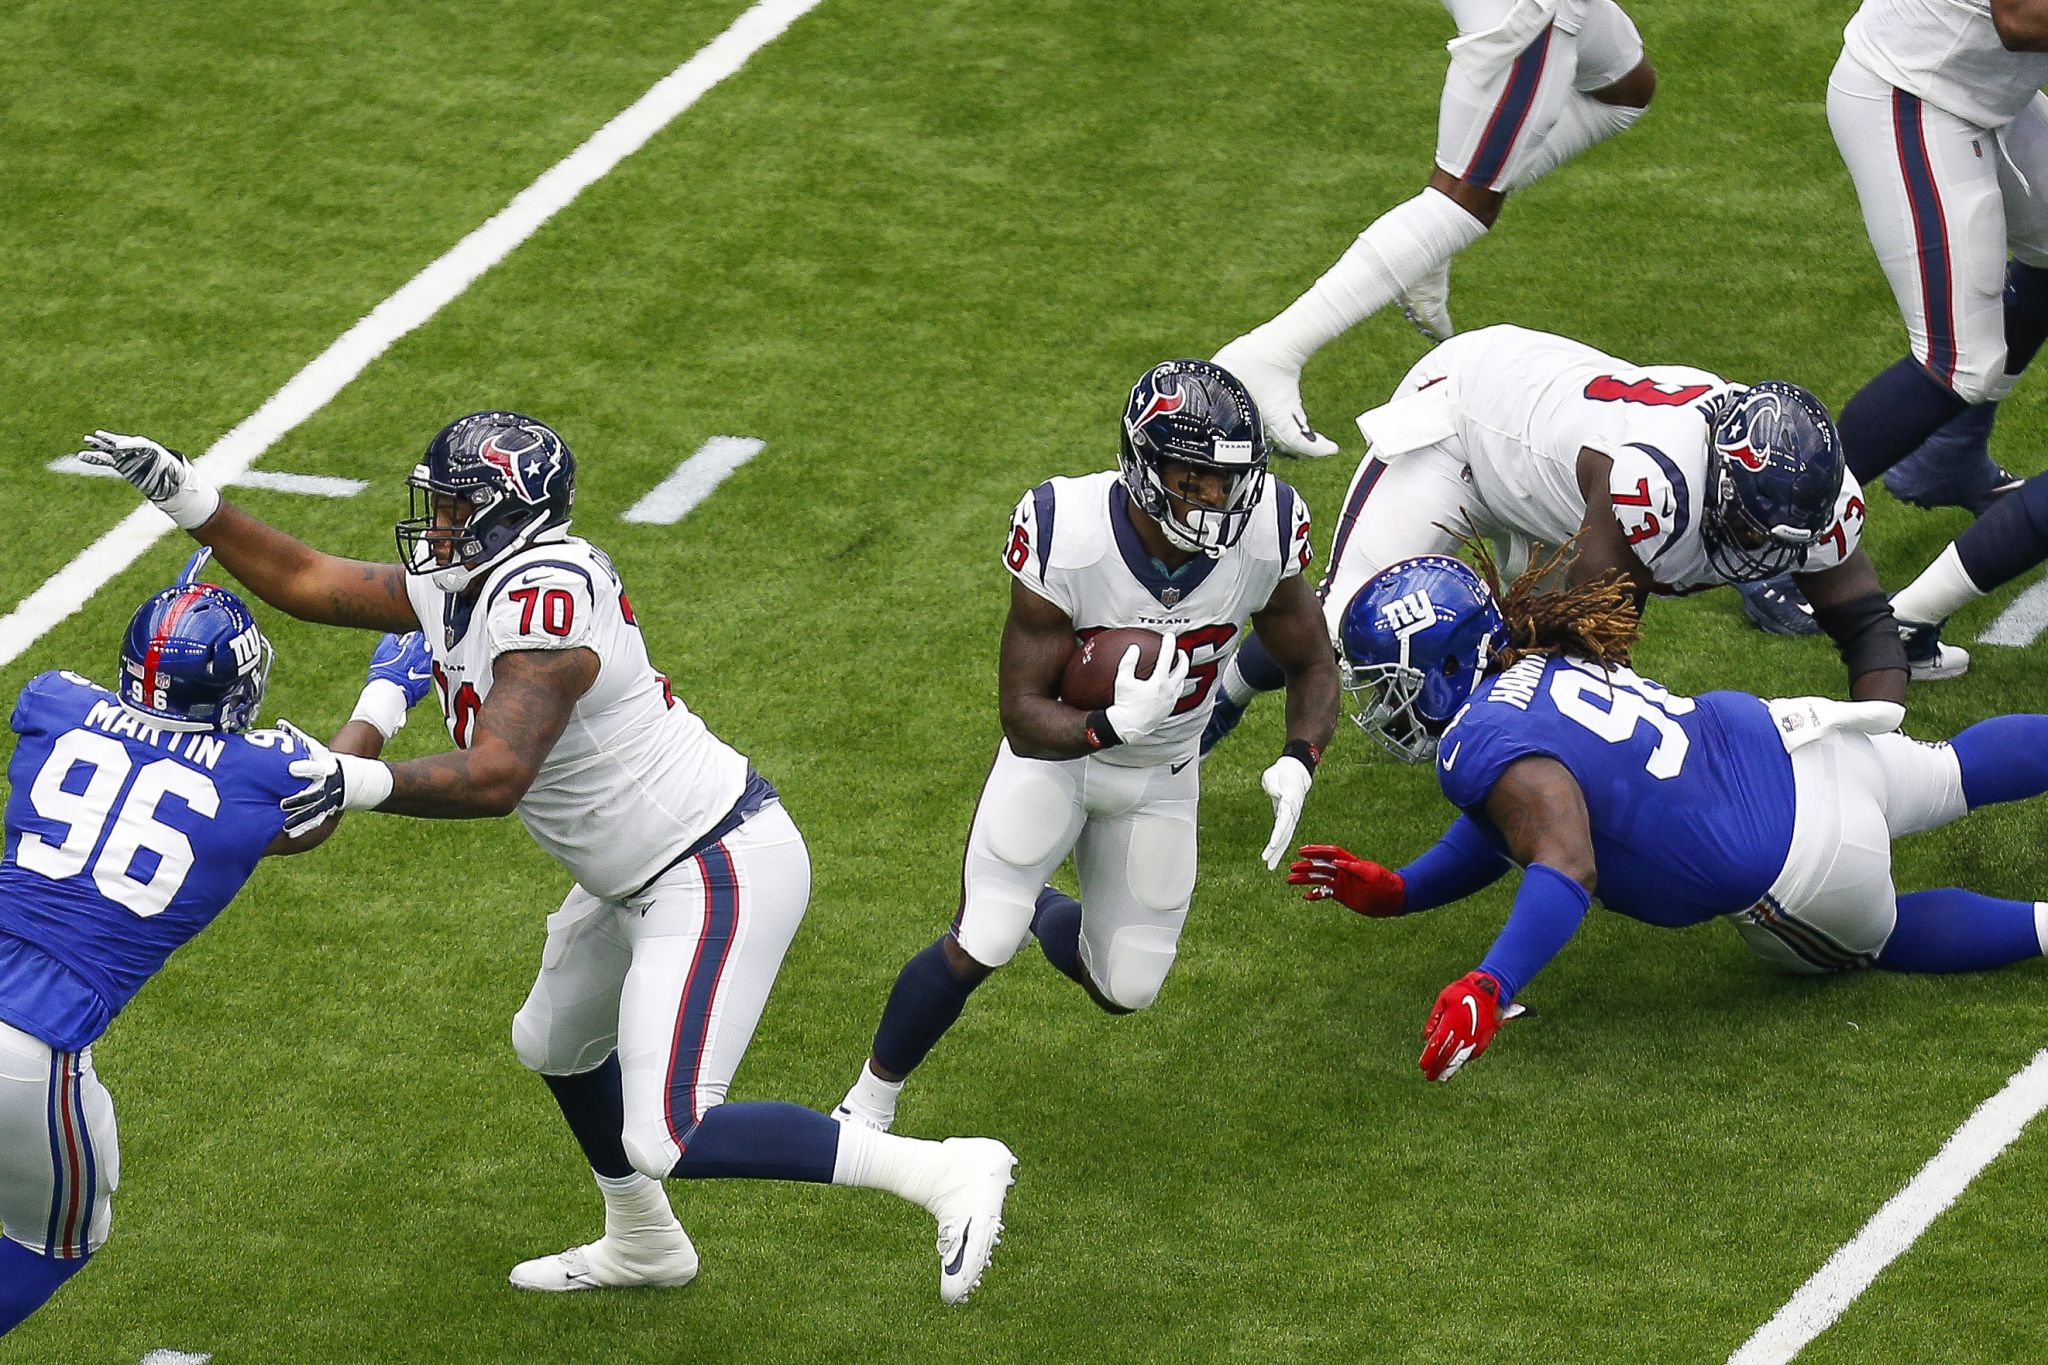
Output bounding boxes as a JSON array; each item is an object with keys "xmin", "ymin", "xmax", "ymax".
[
  {"xmin": 78, "ymin": 416, "xmax": 1016, "ymax": 1305},
  {"xmin": 835, "ymin": 361, "xmax": 1339, "ymax": 1133}
]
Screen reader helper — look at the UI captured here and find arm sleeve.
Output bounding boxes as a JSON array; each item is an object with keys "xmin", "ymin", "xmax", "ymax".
[
  {"xmin": 1003, "ymin": 483, "xmax": 1073, "ymax": 615},
  {"xmin": 1475, "ymin": 862, "xmax": 1593, "ymax": 1002},
  {"xmin": 1398, "ymin": 814, "xmax": 1514, "ymax": 912},
  {"xmin": 485, "ymin": 564, "xmax": 600, "ymax": 659}
]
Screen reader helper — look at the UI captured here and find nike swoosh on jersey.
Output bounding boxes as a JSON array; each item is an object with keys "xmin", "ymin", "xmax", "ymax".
[{"xmin": 1440, "ymin": 742, "xmax": 1462, "ymax": 770}]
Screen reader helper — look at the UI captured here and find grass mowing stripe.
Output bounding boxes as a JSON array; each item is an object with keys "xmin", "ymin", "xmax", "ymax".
[
  {"xmin": 0, "ymin": 0, "xmax": 826, "ymax": 673},
  {"xmin": 1728, "ymin": 1047, "xmax": 2048, "ymax": 1365}
]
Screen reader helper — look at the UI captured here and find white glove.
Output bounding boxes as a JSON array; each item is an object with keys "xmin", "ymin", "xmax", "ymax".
[
  {"xmin": 1764, "ymin": 696, "xmax": 1906, "ymax": 754},
  {"xmin": 1259, "ymin": 753, "xmax": 1314, "ymax": 870},
  {"xmin": 1103, "ymin": 631, "xmax": 1189, "ymax": 742},
  {"xmin": 278, "ymin": 721, "xmax": 395, "ymax": 838},
  {"xmin": 75, "ymin": 429, "xmax": 221, "ymax": 529}
]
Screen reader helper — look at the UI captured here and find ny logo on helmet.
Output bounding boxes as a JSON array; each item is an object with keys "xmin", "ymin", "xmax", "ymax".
[
  {"xmin": 227, "ymin": 628, "xmax": 263, "ymax": 672},
  {"xmin": 478, "ymin": 430, "xmax": 563, "ymax": 504},
  {"xmin": 1380, "ymin": 590, "xmax": 1437, "ymax": 637}
]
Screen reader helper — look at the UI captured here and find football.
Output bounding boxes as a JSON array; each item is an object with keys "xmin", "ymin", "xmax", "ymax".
[{"xmin": 1061, "ymin": 627, "xmax": 1167, "ymax": 710}]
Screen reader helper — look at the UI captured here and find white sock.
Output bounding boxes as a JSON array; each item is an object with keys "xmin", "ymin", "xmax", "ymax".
[
  {"xmin": 1246, "ymin": 189, "xmax": 1486, "ymax": 367},
  {"xmin": 594, "ymin": 1170, "xmax": 681, "ymax": 1243},
  {"xmin": 831, "ymin": 1125, "xmax": 948, "ymax": 1211},
  {"xmin": 2034, "ymin": 902, "xmax": 2048, "ymax": 955},
  {"xmin": 1891, "ymin": 544, "xmax": 1987, "ymax": 625},
  {"xmin": 839, "ymin": 1061, "xmax": 903, "ymax": 1123},
  {"xmin": 1501, "ymin": 94, "xmax": 1645, "ymax": 193},
  {"xmin": 1218, "ymin": 654, "xmax": 1261, "ymax": 706}
]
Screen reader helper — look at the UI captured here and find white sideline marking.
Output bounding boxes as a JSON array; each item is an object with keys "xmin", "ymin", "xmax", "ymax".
[
  {"xmin": 138, "ymin": 1352, "xmax": 212, "ymax": 1365},
  {"xmin": 621, "ymin": 436, "xmax": 766, "ymax": 524},
  {"xmin": 0, "ymin": 0, "xmax": 826, "ymax": 671},
  {"xmin": 1727, "ymin": 1048, "xmax": 2048, "ymax": 1365},
  {"xmin": 1978, "ymin": 576, "xmax": 2048, "ymax": 647},
  {"xmin": 49, "ymin": 456, "xmax": 367, "ymax": 499}
]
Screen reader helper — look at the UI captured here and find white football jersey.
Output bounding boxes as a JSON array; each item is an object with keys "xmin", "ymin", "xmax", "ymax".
[
  {"xmin": 1388, "ymin": 325, "xmax": 1867, "ymax": 592},
  {"xmin": 1844, "ymin": 0, "xmax": 2048, "ymax": 129},
  {"xmin": 1004, "ymin": 470, "xmax": 1312, "ymax": 767},
  {"xmin": 404, "ymin": 536, "xmax": 749, "ymax": 899}
]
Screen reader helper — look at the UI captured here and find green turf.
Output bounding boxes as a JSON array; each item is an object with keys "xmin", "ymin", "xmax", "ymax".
[{"xmin": 4, "ymin": 1, "xmax": 2047, "ymax": 1360}]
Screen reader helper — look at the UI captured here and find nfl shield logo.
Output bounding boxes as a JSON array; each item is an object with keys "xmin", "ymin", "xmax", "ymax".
[{"xmin": 1161, "ymin": 587, "xmax": 1182, "ymax": 608}]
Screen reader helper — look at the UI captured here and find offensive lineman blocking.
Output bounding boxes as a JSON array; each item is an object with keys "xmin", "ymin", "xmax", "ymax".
[
  {"xmin": 76, "ymin": 416, "xmax": 1016, "ymax": 1305},
  {"xmin": 836, "ymin": 361, "xmax": 1339, "ymax": 1133}
]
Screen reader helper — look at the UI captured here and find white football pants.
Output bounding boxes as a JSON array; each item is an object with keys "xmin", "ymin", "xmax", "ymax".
[
  {"xmin": 1728, "ymin": 730, "xmax": 1969, "ymax": 972},
  {"xmin": 1828, "ymin": 50, "xmax": 2048, "ymax": 402},
  {"xmin": 0, "ymin": 1021, "xmax": 116, "ymax": 1259},
  {"xmin": 952, "ymin": 742, "xmax": 1199, "ymax": 1013},
  {"xmin": 1436, "ymin": 0, "xmax": 1644, "ymax": 190},
  {"xmin": 510, "ymin": 802, "xmax": 811, "ymax": 1179}
]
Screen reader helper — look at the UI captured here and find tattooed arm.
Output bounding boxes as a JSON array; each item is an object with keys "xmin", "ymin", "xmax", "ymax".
[
  {"xmin": 377, "ymin": 647, "xmax": 597, "ymax": 818},
  {"xmin": 193, "ymin": 500, "xmax": 418, "ymax": 633}
]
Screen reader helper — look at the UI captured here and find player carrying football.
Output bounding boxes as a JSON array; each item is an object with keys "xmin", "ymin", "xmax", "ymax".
[
  {"xmin": 1205, "ymin": 324, "xmax": 1927, "ymax": 753},
  {"xmin": 1215, "ymin": 0, "xmax": 1655, "ymax": 458},
  {"xmin": 0, "ymin": 553, "xmax": 417, "ymax": 1336},
  {"xmin": 833, "ymin": 360, "xmax": 1339, "ymax": 1133},
  {"xmin": 76, "ymin": 416, "xmax": 1016, "ymax": 1306},
  {"xmin": 1291, "ymin": 551, "xmax": 2048, "ymax": 1082}
]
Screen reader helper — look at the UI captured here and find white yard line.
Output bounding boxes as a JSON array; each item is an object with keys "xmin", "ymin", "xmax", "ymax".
[
  {"xmin": 0, "ymin": 0, "xmax": 824, "ymax": 670},
  {"xmin": 1978, "ymin": 576, "xmax": 2048, "ymax": 647},
  {"xmin": 49, "ymin": 456, "xmax": 368, "ymax": 499},
  {"xmin": 1727, "ymin": 1049, "xmax": 2048, "ymax": 1365},
  {"xmin": 621, "ymin": 436, "xmax": 766, "ymax": 524}
]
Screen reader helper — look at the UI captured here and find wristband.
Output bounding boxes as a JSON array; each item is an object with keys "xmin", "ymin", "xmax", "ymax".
[
  {"xmin": 159, "ymin": 470, "xmax": 222, "ymax": 531},
  {"xmin": 348, "ymin": 680, "xmax": 411, "ymax": 741},
  {"xmin": 1084, "ymin": 709, "xmax": 1123, "ymax": 751},
  {"xmin": 335, "ymin": 754, "xmax": 396, "ymax": 812},
  {"xmin": 1281, "ymin": 738, "xmax": 1321, "ymax": 774}
]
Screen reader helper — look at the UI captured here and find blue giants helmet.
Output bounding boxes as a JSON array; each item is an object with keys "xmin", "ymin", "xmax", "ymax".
[
  {"xmin": 1118, "ymin": 360, "xmax": 1268, "ymax": 556},
  {"xmin": 118, "ymin": 550, "xmax": 273, "ymax": 732},
  {"xmin": 1701, "ymin": 381, "xmax": 1845, "ymax": 582},
  {"xmin": 396, "ymin": 411, "xmax": 576, "ymax": 592},
  {"xmin": 1338, "ymin": 555, "xmax": 1505, "ymax": 763}
]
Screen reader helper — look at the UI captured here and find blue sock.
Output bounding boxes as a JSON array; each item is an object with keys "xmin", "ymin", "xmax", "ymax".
[
  {"xmin": 1950, "ymin": 714, "xmax": 2048, "ymax": 808},
  {"xmin": 1877, "ymin": 889, "xmax": 2043, "ymax": 972},
  {"xmin": 1234, "ymin": 633, "xmax": 1286, "ymax": 692},
  {"xmin": 2003, "ymin": 259, "xmax": 2048, "ymax": 373},
  {"xmin": 871, "ymin": 937, "xmax": 983, "ymax": 1078},
  {"xmin": 541, "ymin": 1053, "xmax": 633, "ymax": 1179},
  {"xmin": 0, "ymin": 1238, "xmax": 87, "ymax": 1337},
  {"xmin": 1030, "ymin": 886, "xmax": 1086, "ymax": 987},
  {"xmin": 669, "ymin": 1101, "xmax": 840, "ymax": 1182},
  {"xmin": 1839, "ymin": 356, "xmax": 1970, "ymax": 483},
  {"xmin": 1953, "ymin": 475, "xmax": 2048, "ymax": 592}
]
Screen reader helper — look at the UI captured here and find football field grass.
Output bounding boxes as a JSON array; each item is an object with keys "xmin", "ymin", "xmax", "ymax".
[{"xmin": 4, "ymin": 1, "xmax": 2047, "ymax": 1359}]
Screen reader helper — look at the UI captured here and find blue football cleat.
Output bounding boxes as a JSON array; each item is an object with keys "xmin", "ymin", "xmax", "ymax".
[
  {"xmin": 1882, "ymin": 404, "xmax": 2023, "ymax": 516},
  {"xmin": 1737, "ymin": 575, "xmax": 1821, "ymax": 636}
]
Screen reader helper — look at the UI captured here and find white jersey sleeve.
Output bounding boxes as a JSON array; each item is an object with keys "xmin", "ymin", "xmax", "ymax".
[
  {"xmin": 1281, "ymin": 480, "xmax": 1313, "ymax": 580},
  {"xmin": 484, "ymin": 560, "xmax": 601, "ymax": 658},
  {"xmin": 1604, "ymin": 441, "xmax": 1686, "ymax": 570},
  {"xmin": 1004, "ymin": 482, "xmax": 1074, "ymax": 614},
  {"xmin": 1798, "ymin": 478, "xmax": 1872, "ymax": 575}
]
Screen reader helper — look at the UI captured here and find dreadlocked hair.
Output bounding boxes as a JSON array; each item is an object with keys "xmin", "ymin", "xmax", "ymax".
[{"xmin": 1467, "ymin": 537, "xmax": 1641, "ymax": 672}]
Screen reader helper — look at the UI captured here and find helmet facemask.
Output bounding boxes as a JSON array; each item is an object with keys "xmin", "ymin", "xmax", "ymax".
[
  {"xmin": 396, "ymin": 412, "xmax": 575, "ymax": 593},
  {"xmin": 1118, "ymin": 359, "xmax": 1270, "ymax": 557},
  {"xmin": 1125, "ymin": 451, "xmax": 1268, "ymax": 556}
]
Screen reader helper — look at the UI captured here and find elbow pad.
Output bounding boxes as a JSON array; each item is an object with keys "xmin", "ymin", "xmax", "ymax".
[{"xmin": 1809, "ymin": 589, "xmax": 1908, "ymax": 682}]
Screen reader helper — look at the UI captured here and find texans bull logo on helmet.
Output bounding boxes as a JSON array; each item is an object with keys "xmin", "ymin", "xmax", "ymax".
[{"xmin": 477, "ymin": 427, "xmax": 565, "ymax": 505}]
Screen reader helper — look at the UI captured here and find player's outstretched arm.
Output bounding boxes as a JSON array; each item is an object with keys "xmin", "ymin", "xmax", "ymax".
[
  {"xmin": 1795, "ymin": 548, "xmax": 1908, "ymax": 706},
  {"xmin": 1993, "ymin": 0, "xmax": 2048, "ymax": 50},
  {"xmin": 266, "ymin": 632, "xmax": 435, "ymax": 855},
  {"xmin": 1420, "ymin": 757, "xmax": 1596, "ymax": 1082},
  {"xmin": 1289, "ymin": 815, "xmax": 1512, "ymax": 914},
  {"xmin": 75, "ymin": 430, "xmax": 415, "ymax": 633},
  {"xmin": 1248, "ymin": 573, "xmax": 1340, "ymax": 868}
]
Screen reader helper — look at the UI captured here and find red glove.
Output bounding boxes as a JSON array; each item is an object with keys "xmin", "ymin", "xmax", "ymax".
[
  {"xmin": 1419, "ymin": 970, "xmax": 1504, "ymax": 1082},
  {"xmin": 1287, "ymin": 845, "xmax": 1406, "ymax": 916}
]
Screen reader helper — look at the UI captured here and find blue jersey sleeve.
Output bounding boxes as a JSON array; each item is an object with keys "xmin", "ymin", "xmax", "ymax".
[{"xmin": 1434, "ymin": 702, "xmax": 1554, "ymax": 813}]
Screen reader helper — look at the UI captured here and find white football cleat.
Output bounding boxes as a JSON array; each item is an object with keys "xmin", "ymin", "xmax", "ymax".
[
  {"xmin": 1213, "ymin": 337, "xmax": 1340, "ymax": 459},
  {"xmin": 508, "ymin": 1230, "xmax": 700, "ymax": 1293},
  {"xmin": 1397, "ymin": 262, "xmax": 1455, "ymax": 343},
  {"xmin": 928, "ymin": 1137, "xmax": 1017, "ymax": 1306},
  {"xmin": 831, "ymin": 1100, "xmax": 892, "ymax": 1132}
]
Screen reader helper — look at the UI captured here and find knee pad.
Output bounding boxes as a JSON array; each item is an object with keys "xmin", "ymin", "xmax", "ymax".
[
  {"xmin": 1948, "ymin": 350, "xmax": 2012, "ymax": 405},
  {"xmin": 621, "ymin": 1120, "xmax": 680, "ymax": 1182},
  {"xmin": 1097, "ymin": 924, "xmax": 1181, "ymax": 1010},
  {"xmin": 1127, "ymin": 818, "xmax": 1197, "ymax": 912},
  {"xmin": 510, "ymin": 1006, "xmax": 616, "ymax": 1076},
  {"xmin": 985, "ymin": 772, "xmax": 1074, "ymax": 868}
]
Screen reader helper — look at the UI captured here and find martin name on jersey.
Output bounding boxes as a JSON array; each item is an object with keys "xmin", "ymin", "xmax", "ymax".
[
  {"xmin": 1005, "ymin": 470, "xmax": 1314, "ymax": 766},
  {"xmin": 404, "ymin": 537, "xmax": 751, "ymax": 900},
  {"xmin": 0, "ymin": 672, "xmax": 303, "ymax": 1052}
]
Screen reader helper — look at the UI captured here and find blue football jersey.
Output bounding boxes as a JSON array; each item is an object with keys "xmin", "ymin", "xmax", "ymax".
[
  {"xmin": 0, "ymin": 671, "xmax": 301, "ymax": 1050},
  {"xmin": 1435, "ymin": 655, "xmax": 1796, "ymax": 927}
]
